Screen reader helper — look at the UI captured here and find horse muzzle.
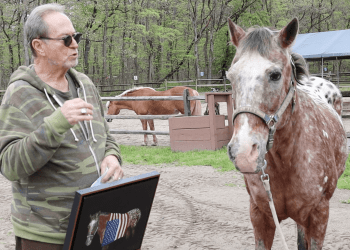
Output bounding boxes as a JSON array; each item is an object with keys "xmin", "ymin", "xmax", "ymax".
[
  {"xmin": 85, "ymin": 236, "xmax": 93, "ymax": 246},
  {"xmin": 227, "ymin": 136, "xmax": 267, "ymax": 174}
]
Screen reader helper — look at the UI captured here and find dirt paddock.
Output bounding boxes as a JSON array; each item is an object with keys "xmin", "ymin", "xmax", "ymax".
[{"xmin": 0, "ymin": 103, "xmax": 350, "ymax": 249}]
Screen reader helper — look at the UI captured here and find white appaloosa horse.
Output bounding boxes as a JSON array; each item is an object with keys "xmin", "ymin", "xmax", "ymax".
[{"xmin": 226, "ymin": 18, "xmax": 347, "ymax": 249}]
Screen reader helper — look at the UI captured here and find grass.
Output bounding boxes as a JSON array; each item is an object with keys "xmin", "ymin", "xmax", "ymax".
[
  {"xmin": 120, "ymin": 145, "xmax": 236, "ymax": 172},
  {"xmin": 341, "ymin": 198, "xmax": 350, "ymax": 204},
  {"xmin": 337, "ymin": 154, "xmax": 350, "ymax": 190},
  {"xmin": 120, "ymin": 145, "xmax": 350, "ymax": 190}
]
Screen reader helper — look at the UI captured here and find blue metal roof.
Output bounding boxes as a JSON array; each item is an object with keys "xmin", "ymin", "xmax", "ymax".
[{"xmin": 292, "ymin": 29, "xmax": 350, "ymax": 60}]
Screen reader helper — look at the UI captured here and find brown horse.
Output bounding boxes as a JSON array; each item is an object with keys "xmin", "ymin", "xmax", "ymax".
[
  {"xmin": 106, "ymin": 86, "xmax": 202, "ymax": 146},
  {"xmin": 226, "ymin": 18, "xmax": 347, "ymax": 249}
]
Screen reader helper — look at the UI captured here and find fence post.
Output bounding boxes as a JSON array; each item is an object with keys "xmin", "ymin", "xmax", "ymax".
[
  {"xmin": 165, "ymin": 79, "xmax": 167, "ymax": 90},
  {"xmin": 195, "ymin": 79, "xmax": 198, "ymax": 91},
  {"xmin": 224, "ymin": 76, "xmax": 227, "ymax": 92},
  {"xmin": 183, "ymin": 89, "xmax": 191, "ymax": 116}
]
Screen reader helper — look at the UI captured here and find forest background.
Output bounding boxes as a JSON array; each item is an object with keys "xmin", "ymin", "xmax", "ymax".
[{"xmin": 1, "ymin": 0, "xmax": 350, "ymax": 90}]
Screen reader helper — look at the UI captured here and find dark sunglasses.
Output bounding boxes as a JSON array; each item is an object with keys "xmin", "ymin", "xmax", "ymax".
[{"xmin": 39, "ymin": 32, "xmax": 82, "ymax": 47}]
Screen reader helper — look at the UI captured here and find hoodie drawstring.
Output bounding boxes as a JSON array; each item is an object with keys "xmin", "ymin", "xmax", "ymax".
[
  {"xmin": 79, "ymin": 82, "xmax": 97, "ymax": 142},
  {"xmin": 44, "ymin": 87, "xmax": 101, "ymax": 177},
  {"xmin": 44, "ymin": 88, "xmax": 79, "ymax": 142}
]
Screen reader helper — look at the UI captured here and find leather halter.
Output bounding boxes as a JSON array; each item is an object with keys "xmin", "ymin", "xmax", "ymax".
[{"xmin": 232, "ymin": 58, "xmax": 298, "ymax": 152}]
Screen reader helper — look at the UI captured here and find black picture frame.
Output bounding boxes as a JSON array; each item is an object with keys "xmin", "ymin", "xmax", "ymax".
[{"xmin": 63, "ymin": 171, "xmax": 160, "ymax": 250}]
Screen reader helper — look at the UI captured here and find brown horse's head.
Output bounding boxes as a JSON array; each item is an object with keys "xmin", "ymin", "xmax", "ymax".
[
  {"xmin": 226, "ymin": 18, "xmax": 299, "ymax": 173},
  {"xmin": 106, "ymin": 101, "xmax": 120, "ymax": 122}
]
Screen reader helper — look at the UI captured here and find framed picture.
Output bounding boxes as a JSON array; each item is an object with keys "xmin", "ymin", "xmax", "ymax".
[{"xmin": 63, "ymin": 171, "xmax": 160, "ymax": 250}]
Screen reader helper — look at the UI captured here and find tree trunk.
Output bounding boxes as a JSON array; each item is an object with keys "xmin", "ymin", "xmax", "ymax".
[
  {"xmin": 22, "ymin": 0, "xmax": 30, "ymax": 66},
  {"xmin": 102, "ymin": 2, "xmax": 108, "ymax": 85},
  {"xmin": 84, "ymin": 37, "xmax": 91, "ymax": 74}
]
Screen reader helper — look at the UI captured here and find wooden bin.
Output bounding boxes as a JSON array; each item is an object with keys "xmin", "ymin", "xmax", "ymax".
[{"xmin": 169, "ymin": 92, "xmax": 233, "ymax": 152}]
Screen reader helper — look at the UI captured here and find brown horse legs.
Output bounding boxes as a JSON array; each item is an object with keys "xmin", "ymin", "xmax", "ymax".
[
  {"xmin": 297, "ymin": 198, "xmax": 329, "ymax": 250},
  {"xmin": 250, "ymin": 201, "xmax": 276, "ymax": 249},
  {"xmin": 147, "ymin": 119, "xmax": 158, "ymax": 146},
  {"xmin": 140, "ymin": 119, "xmax": 158, "ymax": 146}
]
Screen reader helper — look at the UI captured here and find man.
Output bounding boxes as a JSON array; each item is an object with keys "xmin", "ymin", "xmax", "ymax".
[{"xmin": 0, "ymin": 3, "xmax": 123, "ymax": 249}]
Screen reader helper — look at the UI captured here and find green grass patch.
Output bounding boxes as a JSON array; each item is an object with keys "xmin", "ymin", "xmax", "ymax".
[
  {"xmin": 120, "ymin": 145, "xmax": 350, "ymax": 190},
  {"xmin": 337, "ymin": 154, "xmax": 350, "ymax": 190},
  {"xmin": 341, "ymin": 198, "xmax": 350, "ymax": 204},
  {"xmin": 120, "ymin": 145, "xmax": 236, "ymax": 172}
]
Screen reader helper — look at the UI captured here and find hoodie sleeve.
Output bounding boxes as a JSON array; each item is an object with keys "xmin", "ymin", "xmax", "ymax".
[{"xmin": 0, "ymin": 104, "xmax": 72, "ymax": 181}]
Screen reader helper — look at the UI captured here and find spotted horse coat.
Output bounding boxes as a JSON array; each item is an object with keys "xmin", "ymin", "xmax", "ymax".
[{"xmin": 297, "ymin": 76, "xmax": 343, "ymax": 117}]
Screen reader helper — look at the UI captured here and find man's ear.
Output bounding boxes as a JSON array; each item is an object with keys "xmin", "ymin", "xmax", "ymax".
[{"xmin": 31, "ymin": 39, "xmax": 46, "ymax": 57}]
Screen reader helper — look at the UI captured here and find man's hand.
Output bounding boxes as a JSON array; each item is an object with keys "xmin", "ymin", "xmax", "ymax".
[
  {"xmin": 60, "ymin": 98, "xmax": 93, "ymax": 125},
  {"xmin": 100, "ymin": 155, "xmax": 123, "ymax": 183}
]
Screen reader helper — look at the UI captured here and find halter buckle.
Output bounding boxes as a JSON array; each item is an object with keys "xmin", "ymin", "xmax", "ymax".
[{"xmin": 266, "ymin": 115, "xmax": 278, "ymax": 129}]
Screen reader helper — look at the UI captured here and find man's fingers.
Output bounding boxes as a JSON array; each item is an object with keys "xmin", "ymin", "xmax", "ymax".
[
  {"xmin": 60, "ymin": 98, "xmax": 94, "ymax": 125},
  {"xmin": 101, "ymin": 168, "xmax": 124, "ymax": 183}
]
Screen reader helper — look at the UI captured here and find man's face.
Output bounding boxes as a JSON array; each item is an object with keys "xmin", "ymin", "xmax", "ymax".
[{"xmin": 41, "ymin": 12, "xmax": 79, "ymax": 69}]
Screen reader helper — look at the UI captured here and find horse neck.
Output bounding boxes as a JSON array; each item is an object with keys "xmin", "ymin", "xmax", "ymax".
[
  {"xmin": 269, "ymin": 88, "xmax": 303, "ymax": 165},
  {"xmin": 115, "ymin": 100, "xmax": 134, "ymax": 111},
  {"xmin": 97, "ymin": 214, "xmax": 109, "ymax": 243}
]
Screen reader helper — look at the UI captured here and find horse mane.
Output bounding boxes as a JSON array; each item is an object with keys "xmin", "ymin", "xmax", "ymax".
[
  {"xmin": 119, "ymin": 87, "xmax": 155, "ymax": 97},
  {"xmin": 106, "ymin": 87, "xmax": 156, "ymax": 110},
  {"xmin": 239, "ymin": 27, "xmax": 277, "ymax": 57},
  {"xmin": 291, "ymin": 52, "xmax": 309, "ymax": 84}
]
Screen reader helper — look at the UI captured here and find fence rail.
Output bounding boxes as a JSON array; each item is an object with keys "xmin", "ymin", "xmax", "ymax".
[
  {"xmin": 102, "ymin": 89, "xmax": 206, "ymax": 136},
  {"xmin": 101, "ymin": 95, "xmax": 205, "ymax": 101},
  {"xmin": 109, "ymin": 129, "xmax": 169, "ymax": 135},
  {"xmin": 97, "ymin": 78, "xmax": 231, "ymax": 94}
]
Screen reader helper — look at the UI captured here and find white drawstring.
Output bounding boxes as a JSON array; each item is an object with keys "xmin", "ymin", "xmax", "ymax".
[
  {"xmin": 44, "ymin": 89, "xmax": 79, "ymax": 142},
  {"xmin": 79, "ymin": 81, "xmax": 97, "ymax": 142}
]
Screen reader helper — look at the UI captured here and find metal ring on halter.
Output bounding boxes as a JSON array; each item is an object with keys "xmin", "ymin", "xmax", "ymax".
[
  {"xmin": 81, "ymin": 108, "xmax": 87, "ymax": 114},
  {"xmin": 260, "ymin": 160, "xmax": 269, "ymax": 181}
]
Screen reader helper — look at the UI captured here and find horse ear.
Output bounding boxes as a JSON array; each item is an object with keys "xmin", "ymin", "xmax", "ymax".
[
  {"xmin": 278, "ymin": 18, "xmax": 299, "ymax": 49},
  {"xmin": 228, "ymin": 18, "xmax": 246, "ymax": 47}
]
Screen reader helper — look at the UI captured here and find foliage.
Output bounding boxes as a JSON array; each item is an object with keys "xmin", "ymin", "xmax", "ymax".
[{"xmin": 1, "ymin": 0, "xmax": 350, "ymax": 87}]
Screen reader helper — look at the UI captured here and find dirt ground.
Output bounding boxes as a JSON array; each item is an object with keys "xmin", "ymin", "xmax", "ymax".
[{"xmin": 0, "ymin": 103, "xmax": 350, "ymax": 249}]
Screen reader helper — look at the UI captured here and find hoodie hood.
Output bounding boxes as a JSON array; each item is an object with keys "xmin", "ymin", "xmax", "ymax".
[{"xmin": 9, "ymin": 65, "xmax": 80, "ymax": 96}]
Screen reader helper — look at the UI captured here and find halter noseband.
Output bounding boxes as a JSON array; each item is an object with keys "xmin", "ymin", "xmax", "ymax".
[{"xmin": 232, "ymin": 58, "xmax": 298, "ymax": 152}]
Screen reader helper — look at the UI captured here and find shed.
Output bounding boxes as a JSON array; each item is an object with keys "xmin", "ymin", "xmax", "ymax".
[{"xmin": 292, "ymin": 29, "xmax": 350, "ymax": 83}]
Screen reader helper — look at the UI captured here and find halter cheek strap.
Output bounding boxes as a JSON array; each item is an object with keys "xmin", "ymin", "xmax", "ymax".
[{"xmin": 232, "ymin": 58, "xmax": 298, "ymax": 152}]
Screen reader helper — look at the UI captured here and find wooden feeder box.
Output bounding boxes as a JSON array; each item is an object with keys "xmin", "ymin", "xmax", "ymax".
[{"xmin": 169, "ymin": 92, "xmax": 233, "ymax": 152}]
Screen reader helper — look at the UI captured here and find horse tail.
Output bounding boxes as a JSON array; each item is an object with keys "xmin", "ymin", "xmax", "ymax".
[{"xmin": 191, "ymin": 90, "xmax": 202, "ymax": 116}]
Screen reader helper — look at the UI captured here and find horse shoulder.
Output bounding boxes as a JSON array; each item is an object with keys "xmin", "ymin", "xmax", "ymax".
[{"xmin": 294, "ymin": 91, "xmax": 347, "ymax": 186}]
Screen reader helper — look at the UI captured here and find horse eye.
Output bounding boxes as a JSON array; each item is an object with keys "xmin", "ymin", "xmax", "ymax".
[{"xmin": 270, "ymin": 72, "xmax": 281, "ymax": 81}]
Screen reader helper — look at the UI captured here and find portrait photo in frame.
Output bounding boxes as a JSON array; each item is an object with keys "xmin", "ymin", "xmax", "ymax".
[{"xmin": 63, "ymin": 171, "xmax": 160, "ymax": 250}]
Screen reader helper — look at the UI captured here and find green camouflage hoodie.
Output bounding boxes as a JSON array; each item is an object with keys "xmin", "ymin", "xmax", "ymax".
[{"xmin": 0, "ymin": 65, "xmax": 122, "ymax": 244}]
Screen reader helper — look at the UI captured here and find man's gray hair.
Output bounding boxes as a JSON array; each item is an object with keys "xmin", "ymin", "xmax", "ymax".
[{"xmin": 24, "ymin": 3, "xmax": 66, "ymax": 57}]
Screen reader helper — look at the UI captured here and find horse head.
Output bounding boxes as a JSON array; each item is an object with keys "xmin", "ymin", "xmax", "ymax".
[
  {"xmin": 125, "ymin": 208, "xmax": 141, "ymax": 239},
  {"xmin": 106, "ymin": 100, "xmax": 121, "ymax": 122},
  {"xmin": 86, "ymin": 211, "xmax": 101, "ymax": 246},
  {"xmin": 227, "ymin": 18, "xmax": 299, "ymax": 173}
]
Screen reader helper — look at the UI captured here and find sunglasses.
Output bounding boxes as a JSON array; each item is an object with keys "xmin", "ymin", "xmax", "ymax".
[{"xmin": 39, "ymin": 32, "xmax": 82, "ymax": 47}]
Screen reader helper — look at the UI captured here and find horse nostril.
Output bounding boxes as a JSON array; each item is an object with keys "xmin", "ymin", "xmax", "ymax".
[
  {"xmin": 250, "ymin": 143, "xmax": 259, "ymax": 157},
  {"xmin": 227, "ymin": 144, "xmax": 235, "ymax": 161}
]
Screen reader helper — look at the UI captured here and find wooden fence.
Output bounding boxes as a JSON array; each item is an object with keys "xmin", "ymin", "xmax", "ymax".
[
  {"xmin": 102, "ymin": 89, "xmax": 206, "ymax": 136},
  {"xmin": 97, "ymin": 78, "xmax": 230, "ymax": 95}
]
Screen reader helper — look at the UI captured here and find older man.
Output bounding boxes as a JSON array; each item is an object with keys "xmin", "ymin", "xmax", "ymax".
[{"xmin": 0, "ymin": 4, "xmax": 123, "ymax": 249}]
